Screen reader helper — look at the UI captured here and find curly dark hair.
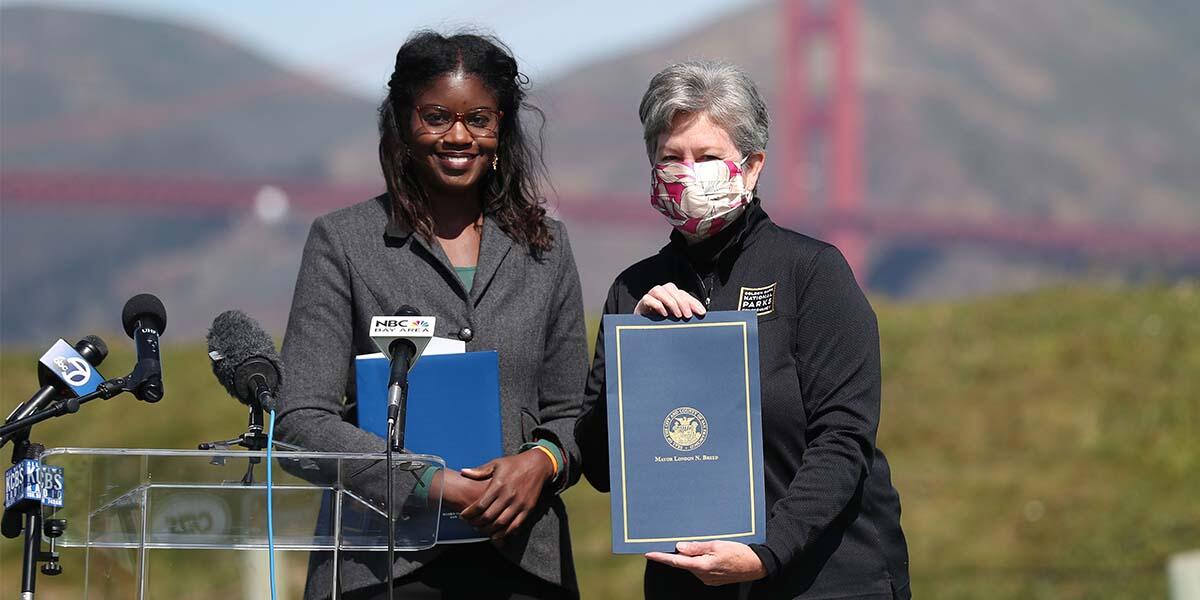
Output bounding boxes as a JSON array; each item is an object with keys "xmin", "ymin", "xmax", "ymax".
[{"xmin": 378, "ymin": 31, "xmax": 553, "ymax": 254}]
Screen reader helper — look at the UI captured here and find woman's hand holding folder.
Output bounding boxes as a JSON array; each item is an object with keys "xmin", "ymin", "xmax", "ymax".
[{"xmin": 645, "ymin": 540, "xmax": 767, "ymax": 586}]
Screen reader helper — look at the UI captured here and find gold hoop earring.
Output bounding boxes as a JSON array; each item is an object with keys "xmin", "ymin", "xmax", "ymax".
[{"xmin": 492, "ymin": 155, "xmax": 499, "ymax": 171}]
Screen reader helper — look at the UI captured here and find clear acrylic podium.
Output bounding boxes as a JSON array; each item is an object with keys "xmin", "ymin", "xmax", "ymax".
[{"xmin": 37, "ymin": 447, "xmax": 445, "ymax": 599}]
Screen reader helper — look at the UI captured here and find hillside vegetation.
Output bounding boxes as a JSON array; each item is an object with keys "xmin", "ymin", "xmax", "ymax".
[{"xmin": 1, "ymin": 285, "xmax": 1196, "ymax": 598}]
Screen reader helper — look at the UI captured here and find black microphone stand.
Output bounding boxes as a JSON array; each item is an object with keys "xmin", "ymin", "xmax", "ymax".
[
  {"xmin": 0, "ymin": 376, "xmax": 134, "ymax": 441},
  {"xmin": 382, "ymin": 378, "xmax": 425, "ymax": 600},
  {"xmin": 198, "ymin": 376, "xmax": 299, "ymax": 484},
  {"xmin": 3, "ymin": 435, "xmax": 68, "ymax": 599},
  {"xmin": 0, "ymin": 366, "xmax": 166, "ymax": 599},
  {"xmin": 385, "ymin": 409, "xmax": 402, "ymax": 600}
]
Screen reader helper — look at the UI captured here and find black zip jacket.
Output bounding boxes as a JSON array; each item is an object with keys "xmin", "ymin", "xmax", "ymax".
[{"xmin": 576, "ymin": 200, "xmax": 910, "ymax": 599}]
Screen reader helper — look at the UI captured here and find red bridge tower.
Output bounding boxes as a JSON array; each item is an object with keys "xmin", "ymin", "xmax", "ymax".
[{"xmin": 777, "ymin": 0, "xmax": 867, "ymax": 282}]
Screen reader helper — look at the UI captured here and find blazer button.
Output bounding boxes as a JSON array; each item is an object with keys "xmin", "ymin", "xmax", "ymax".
[{"xmin": 458, "ymin": 327, "xmax": 474, "ymax": 342}]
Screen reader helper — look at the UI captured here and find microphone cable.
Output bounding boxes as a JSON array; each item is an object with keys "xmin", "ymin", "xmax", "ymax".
[{"xmin": 266, "ymin": 408, "xmax": 278, "ymax": 600}]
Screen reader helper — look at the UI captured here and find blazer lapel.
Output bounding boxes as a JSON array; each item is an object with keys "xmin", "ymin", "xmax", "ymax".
[
  {"xmin": 365, "ymin": 218, "xmax": 468, "ymax": 312},
  {"xmin": 404, "ymin": 226, "xmax": 472, "ymax": 301},
  {"xmin": 471, "ymin": 217, "xmax": 514, "ymax": 305},
  {"xmin": 368, "ymin": 209, "xmax": 513, "ymax": 308}
]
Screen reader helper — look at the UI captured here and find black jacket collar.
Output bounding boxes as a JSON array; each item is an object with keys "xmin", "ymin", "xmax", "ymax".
[{"xmin": 664, "ymin": 197, "xmax": 770, "ymax": 275}]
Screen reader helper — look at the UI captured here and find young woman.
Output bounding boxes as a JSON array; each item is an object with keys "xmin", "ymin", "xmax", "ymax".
[{"xmin": 276, "ymin": 32, "xmax": 587, "ymax": 599}]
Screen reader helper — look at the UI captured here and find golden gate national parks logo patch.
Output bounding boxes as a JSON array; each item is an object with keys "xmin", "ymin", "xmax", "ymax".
[
  {"xmin": 663, "ymin": 406, "xmax": 709, "ymax": 452},
  {"xmin": 737, "ymin": 282, "xmax": 777, "ymax": 315}
]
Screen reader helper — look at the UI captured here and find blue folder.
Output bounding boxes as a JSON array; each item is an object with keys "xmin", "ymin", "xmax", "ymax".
[
  {"xmin": 604, "ymin": 311, "xmax": 766, "ymax": 553},
  {"xmin": 356, "ymin": 350, "xmax": 502, "ymax": 543}
]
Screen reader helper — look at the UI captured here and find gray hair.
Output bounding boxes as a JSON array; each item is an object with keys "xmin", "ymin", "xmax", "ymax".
[{"xmin": 638, "ymin": 60, "xmax": 770, "ymax": 163}]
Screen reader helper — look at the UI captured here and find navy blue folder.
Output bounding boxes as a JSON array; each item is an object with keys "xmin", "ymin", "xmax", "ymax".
[
  {"xmin": 604, "ymin": 311, "xmax": 765, "ymax": 553},
  {"xmin": 357, "ymin": 350, "xmax": 502, "ymax": 543}
]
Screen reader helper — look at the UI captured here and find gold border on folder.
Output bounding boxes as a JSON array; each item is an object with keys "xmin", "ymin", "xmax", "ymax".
[{"xmin": 615, "ymin": 321, "xmax": 757, "ymax": 544}]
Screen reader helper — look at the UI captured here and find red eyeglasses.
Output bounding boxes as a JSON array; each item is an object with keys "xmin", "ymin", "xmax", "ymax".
[{"xmin": 414, "ymin": 104, "xmax": 503, "ymax": 137}]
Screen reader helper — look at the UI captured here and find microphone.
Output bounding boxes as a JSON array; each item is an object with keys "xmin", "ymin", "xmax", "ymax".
[
  {"xmin": 206, "ymin": 310, "xmax": 283, "ymax": 413},
  {"xmin": 369, "ymin": 307, "xmax": 435, "ymax": 593},
  {"xmin": 122, "ymin": 294, "xmax": 167, "ymax": 402},
  {"xmin": 369, "ymin": 306, "xmax": 435, "ymax": 448},
  {"xmin": 1, "ymin": 336, "xmax": 108, "ymax": 447}
]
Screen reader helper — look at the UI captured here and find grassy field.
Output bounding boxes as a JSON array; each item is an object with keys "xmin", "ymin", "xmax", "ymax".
[{"xmin": 1, "ymin": 284, "xmax": 1197, "ymax": 598}]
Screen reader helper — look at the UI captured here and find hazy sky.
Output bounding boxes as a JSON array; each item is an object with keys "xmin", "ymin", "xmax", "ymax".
[{"xmin": 3, "ymin": 0, "xmax": 757, "ymax": 97}]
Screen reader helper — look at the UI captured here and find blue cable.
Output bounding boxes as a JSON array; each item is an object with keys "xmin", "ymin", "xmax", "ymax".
[{"xmin": 266, "ymin": 409, "xmax": 278, "ymax": 600}]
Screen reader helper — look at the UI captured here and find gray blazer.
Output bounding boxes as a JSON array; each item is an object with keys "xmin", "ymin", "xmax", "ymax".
[{"xmin": 275, "ymin": 196, "xmax": 588, "ymax": 598}]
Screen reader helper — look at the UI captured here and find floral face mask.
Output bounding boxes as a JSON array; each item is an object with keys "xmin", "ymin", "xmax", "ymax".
[{"xmin": 650, "ymin": 158, "xmax": 753, "ymax": 241}]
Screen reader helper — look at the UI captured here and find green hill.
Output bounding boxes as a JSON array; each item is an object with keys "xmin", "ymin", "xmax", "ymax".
[{"xmin": 1, "ymin": 285, "xmax": 1196, "ymax": 598}]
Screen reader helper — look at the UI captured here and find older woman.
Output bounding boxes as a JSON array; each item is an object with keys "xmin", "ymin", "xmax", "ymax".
[{"xmin": 576, "ymin": 61, "xmax": 910, "ymax": 599}]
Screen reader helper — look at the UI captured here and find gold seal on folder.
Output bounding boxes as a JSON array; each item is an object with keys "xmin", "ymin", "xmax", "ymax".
[{"xmin": 662, "ymin": 406, "xmax": 709, "ymax": 452}]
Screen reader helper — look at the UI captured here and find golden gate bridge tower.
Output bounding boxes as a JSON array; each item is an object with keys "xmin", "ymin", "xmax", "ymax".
[{"xmin": 776, "ymin": 0, "xmax": 867, "ymax": 282}]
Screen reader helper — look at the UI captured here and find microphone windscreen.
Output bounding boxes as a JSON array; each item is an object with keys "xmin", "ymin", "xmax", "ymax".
[
  {"xmin": 122, "ymin": 293, "xmax": 167, "ymax": 337},
  {"xmin": 77, "ymin": 335, "xmax": 109, "ymax": 366},
  {"xmin": 206, "ymin": 310, "xmax": 282, "ymax": 404},
  {"xmin": 394, "ymin": 305, "xmax": 420, "ymax": 317}
]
